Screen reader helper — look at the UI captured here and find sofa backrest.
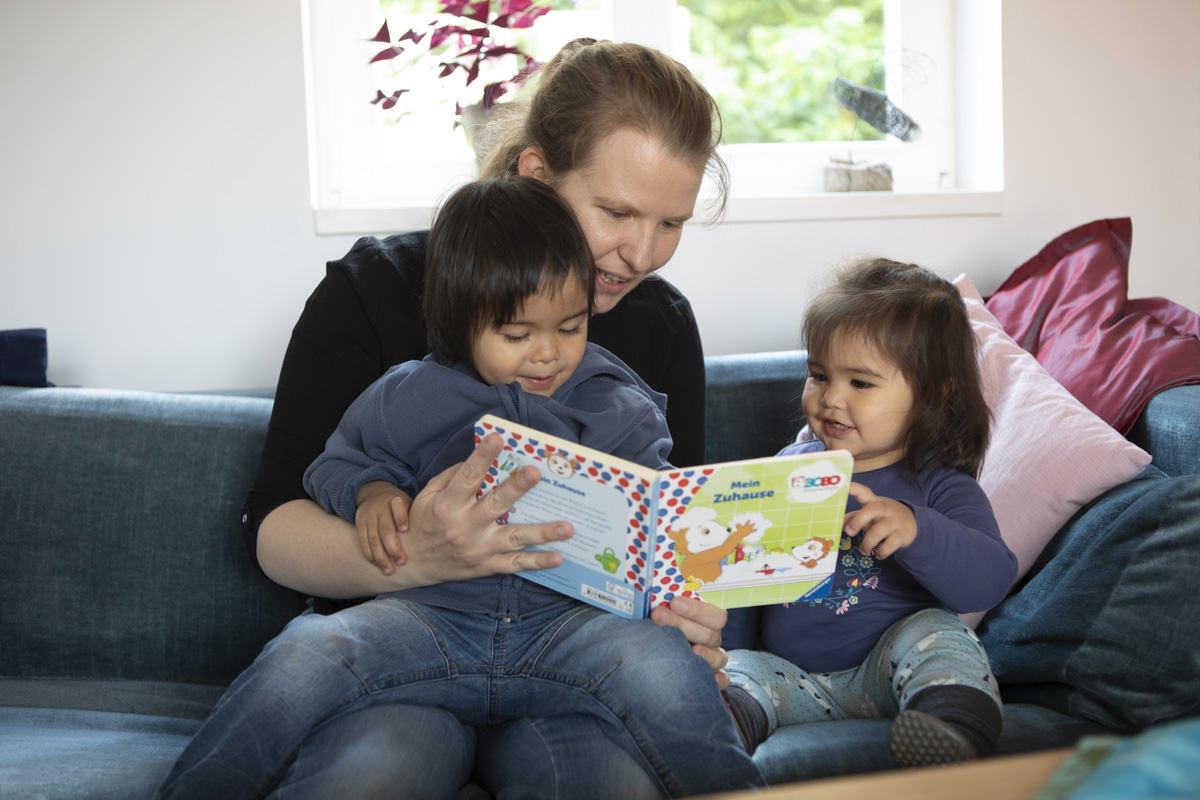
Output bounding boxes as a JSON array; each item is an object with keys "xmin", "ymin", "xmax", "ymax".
[
  {"xmin": 0, "ymin": 387, "xmax": 306, "ymax": 695},
  {"xmin": 0, "ymin": 354, "xmax": 816, "ymax": 704},
  {"xmin": 2, "ymin": 356, "xmax": 1192, "ymax": 718},
  {"xmin": 704, "ymin": 350, "xmax": 808, "ymax": 464}
]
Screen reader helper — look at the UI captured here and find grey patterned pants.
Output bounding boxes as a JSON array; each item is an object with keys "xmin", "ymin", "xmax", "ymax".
[{"xmin": 726, "ymin": 608, "xmax": 1000, "ymax": 734}]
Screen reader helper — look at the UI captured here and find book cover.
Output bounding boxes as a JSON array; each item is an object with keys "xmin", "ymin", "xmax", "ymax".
[{"xmin": 474, "ymin": 414, "xmax": 853, "ymax": 619}]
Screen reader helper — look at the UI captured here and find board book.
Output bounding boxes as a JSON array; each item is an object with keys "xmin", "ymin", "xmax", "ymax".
[{"xmin": 474, "ymin": 414, "xmax": 853, "ymax": 620}]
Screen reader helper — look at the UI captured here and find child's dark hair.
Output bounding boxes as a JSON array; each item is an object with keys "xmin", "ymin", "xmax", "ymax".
[
  {"xmin": 802, "ymin": 258, "xmax": 990, "ymax": 477},
  {"xmin": 423, "ymin": 176, "xmax": 595, "ymax": 362}
]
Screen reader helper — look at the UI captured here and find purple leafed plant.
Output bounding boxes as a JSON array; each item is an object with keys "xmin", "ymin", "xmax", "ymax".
[{"xmin": 368, "ymin": 0, "xmax": 550, "ymax": 122}]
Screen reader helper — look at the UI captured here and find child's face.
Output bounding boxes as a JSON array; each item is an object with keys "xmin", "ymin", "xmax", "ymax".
[
  {"xmin": 471, "ymin": 278, "xmax": 590, "ymax": 397},
  {"xmin": 802, "ymin": 331, "xmax": 914, "ymax": 472}
]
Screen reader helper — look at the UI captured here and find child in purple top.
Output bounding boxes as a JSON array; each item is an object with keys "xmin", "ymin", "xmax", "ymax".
[{"xmin": 723, "ymin": 258, "xmax": 1018, "ymax": 768}]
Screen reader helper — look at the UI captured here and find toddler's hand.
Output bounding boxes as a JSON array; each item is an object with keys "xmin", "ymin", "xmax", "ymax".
[
  {"xmin": 354, "ymin": 481, "xmax": 413, "ymax": 575},
  {"xmin": 844, "ymin": 482, "xmax": 917, "ymax": 560}
]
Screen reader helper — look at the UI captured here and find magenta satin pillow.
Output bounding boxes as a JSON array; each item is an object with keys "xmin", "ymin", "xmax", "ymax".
[{"xmin": 984, "ymin": 218, "xmax": 1200, "ymax": 434}]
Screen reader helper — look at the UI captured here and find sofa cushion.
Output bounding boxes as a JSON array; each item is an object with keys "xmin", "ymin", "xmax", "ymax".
[
  {"xmin": 980, "ymin": 467, "xmax": 1200, "ymax": 732},
  {"xmin": 0, "ymin": 387, "xmax": 306, "ymax": 692},
  {"xmin": 984, "ymin": 218, "xmax": 1200, "ymax": 435},
  {"xmin": 954, "ymin": 276, "xmax": 1152, "ymax": 626},
  {"xmin": 0, "ymin": 708, "xmax": 199, "ymax": 800},
  {"xmin": 752, "ymin": 702, "xmax": 1110, "ymax": 784},
  {"xmin": 984, "ymin": 217, "xmax": 1200, "ymax": 438},
  {"xmin": 0, "ymin": 679, "xmax": 225, "ymax": 721}
]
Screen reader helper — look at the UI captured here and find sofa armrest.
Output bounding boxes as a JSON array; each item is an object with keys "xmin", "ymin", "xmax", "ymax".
[{"xmin": 1126, "ymin": 384, "xmax": 1200, "ymax": 478}]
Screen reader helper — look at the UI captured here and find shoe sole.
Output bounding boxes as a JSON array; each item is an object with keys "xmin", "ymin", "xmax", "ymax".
[{"xmin": 888, "ymin": 709, "xmax": 978, "ymax": 768}]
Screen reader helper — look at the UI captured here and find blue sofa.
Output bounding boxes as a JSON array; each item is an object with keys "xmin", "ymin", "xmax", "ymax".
[{"xmin": 3, "ymin": 351, "xmax": 1198, "ymax": 798}]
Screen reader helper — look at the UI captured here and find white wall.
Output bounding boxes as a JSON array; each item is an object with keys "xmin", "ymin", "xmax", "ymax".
[{"xmin": 2, "ymin": 0, "xmax": 1198, "ymax": 390}]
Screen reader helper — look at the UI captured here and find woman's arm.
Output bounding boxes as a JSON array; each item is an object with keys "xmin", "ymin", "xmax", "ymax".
[
  {"xmin": 245, "ymin": 235, "xmax": 432, "ymax": 586},
  {"xmin": 257, "ymin": 499, "xmax": 401, "ymax": 598},
  {"xmin": 260, "ymin": 433, "xmax": 576, "ymax": 598}
]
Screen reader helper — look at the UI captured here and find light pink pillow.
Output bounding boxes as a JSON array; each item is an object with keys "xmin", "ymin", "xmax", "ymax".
[{"xmin": 954, "ymin": 274, "xmax": 1152, "ymax": 627}]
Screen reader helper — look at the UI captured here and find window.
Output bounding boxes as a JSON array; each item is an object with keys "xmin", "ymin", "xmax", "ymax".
[{"xmin": 302, "ymin": 0, "xmax": 1002, "ymax": 234}]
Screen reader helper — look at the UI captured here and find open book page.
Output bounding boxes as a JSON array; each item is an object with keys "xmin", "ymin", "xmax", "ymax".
[
  {"xmin": 475, "ymin": 415, "xmax": 660, "ymax": 618},
  {"xmin": 652, "ymin": 453, "xmax": 852, "ymax": 610},
  {"xmin": 474, "ymin": 415, "xmax": 853, "ymax": 618}
]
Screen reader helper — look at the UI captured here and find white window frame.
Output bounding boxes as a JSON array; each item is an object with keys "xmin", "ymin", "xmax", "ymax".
[{"xmin": 302, "ymin": 0, "xmax": 1003, "ymax": 235}]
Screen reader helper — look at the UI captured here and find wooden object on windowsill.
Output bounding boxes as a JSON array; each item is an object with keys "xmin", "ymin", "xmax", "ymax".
[{"xmin": 824, "ymin": 158, "xmax": 894, "ymax": 191}]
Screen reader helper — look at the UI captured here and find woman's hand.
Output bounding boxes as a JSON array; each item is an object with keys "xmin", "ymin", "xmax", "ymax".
[
  {"xmin": 354, "ymin": 481, "xmax": 412, "ymax": 574},
  {"xmin": 650, "ymin": 595, "xmax": 731, "ymax": 690},
  {"xmin": 257, "ymin": 435, "xmax": 575, "ymax": 599},
  {"xmin": 401, "ymin": 433, "xmax": 575, "ymax": 582}
]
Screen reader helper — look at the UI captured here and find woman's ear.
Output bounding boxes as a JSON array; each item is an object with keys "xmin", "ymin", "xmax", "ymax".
[{"xmin": 517, "ymin": 146, "xmax": 550, "ymax": 182}]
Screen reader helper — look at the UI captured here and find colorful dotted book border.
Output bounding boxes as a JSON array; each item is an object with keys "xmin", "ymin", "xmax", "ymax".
[
  {"xmin": 650, "ymin": 468, "xmax": 716, "ymax": 608},
  {"xmin": 476, "ymin": 421, "xmax": 656, "ymax": 592}
]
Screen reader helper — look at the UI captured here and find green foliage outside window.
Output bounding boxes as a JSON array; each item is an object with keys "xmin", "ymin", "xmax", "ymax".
[
  {"xmin": 372, "ymin": 1, "xmax": 885, "ymax": 145},
  {"xmin": 677, "ymin": 0, "xmax": 885, "ymax": 144}
]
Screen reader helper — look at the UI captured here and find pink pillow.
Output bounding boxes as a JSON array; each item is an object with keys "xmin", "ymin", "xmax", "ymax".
[{"xmin": 955, "ymin": 274, "xmax": 1152, "ymax": 627}]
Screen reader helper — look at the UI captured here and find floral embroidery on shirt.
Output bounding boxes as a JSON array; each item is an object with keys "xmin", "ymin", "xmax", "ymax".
[{"xmin": 809, "ymin": 533, "xmax": 880, "ymax": 614}]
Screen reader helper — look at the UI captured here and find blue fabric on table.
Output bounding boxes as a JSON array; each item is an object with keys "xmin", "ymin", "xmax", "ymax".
[
  {"xmin": 980, "ymin": 466, "xmax": 1200, "ymax": 732},
  {"xmin": 0, "ymin": 327, "xmax": 51, "ymax": 386},
  {"xmin": 1065, "ymin": 719, "xmax": 1200, "ymax": 799}
]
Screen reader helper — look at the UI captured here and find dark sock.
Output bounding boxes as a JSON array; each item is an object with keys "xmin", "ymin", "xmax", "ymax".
[
  {"xmin": 723, "ymin": 686, "xmax": 770, "ymax": 754},
  {"xmin": 905, "ymin": 685, "xmax": 1003, "ymax": 757}
]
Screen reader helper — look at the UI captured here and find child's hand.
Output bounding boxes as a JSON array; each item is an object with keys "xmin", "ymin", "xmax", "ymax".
[
  {"xmin": 354, "ymin": 481, "xmax": 413, "ymax": 575},
  {"xmin": 844, "ymin": 482, "xmax": 917, "ymax": 560}
]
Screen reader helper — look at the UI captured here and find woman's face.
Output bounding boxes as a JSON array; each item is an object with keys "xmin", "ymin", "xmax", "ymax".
[{"xmin": 526, "ymin": 128, "xmax": 705, "ymax": 314}]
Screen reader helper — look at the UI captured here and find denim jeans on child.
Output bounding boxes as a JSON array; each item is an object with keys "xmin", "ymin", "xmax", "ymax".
[
  {"xmin": 727, "ymin": 607, "xmax": 999, "ymax": 733},
  {"xmin": 156, "ymin": 577, "xmax": 763, "ymax": 800}
]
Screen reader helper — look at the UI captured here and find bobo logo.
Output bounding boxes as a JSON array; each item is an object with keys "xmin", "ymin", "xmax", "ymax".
[{"xmin": 787, "ymin": 460, "xmax": 846, "ymax": 503}]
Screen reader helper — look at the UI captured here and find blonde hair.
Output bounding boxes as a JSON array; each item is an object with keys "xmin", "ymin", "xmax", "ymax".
[{"xmin": 478, "ymin": 39, "xmax": 728, "ymax": 220}]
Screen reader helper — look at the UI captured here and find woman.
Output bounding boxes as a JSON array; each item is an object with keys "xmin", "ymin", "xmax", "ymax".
[{"xmin": 193, "ymin": 39, "xmax": 749, "ymax": 800}]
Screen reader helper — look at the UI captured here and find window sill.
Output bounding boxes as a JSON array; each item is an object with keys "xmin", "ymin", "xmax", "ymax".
[
  {"xmin": 312, "ymin": 189, "xmax": 1003, "ymax": 236},
  {"xmin": 718, "ymin": 189, "xmax": 1003, "ymax": 224}
]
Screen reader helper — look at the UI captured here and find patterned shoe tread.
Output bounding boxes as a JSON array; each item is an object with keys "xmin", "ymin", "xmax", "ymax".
[{"xmin": 888, "ymin": 709, "xmax": 978, "ymax": 769}]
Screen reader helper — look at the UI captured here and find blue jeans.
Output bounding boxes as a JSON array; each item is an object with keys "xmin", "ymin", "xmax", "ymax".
[
  {"xmin": 156, "ymin": 592, "xmax": 763, "ymax": 800},
  {"xmin": 271, "ymin": 706, "xmax": 662, "ymax": 800}
]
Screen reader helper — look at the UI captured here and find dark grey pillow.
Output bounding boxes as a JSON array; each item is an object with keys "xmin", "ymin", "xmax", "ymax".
[{"xmin": 980, "ymin": 466, "xmax": 1200, "ymax": 732}]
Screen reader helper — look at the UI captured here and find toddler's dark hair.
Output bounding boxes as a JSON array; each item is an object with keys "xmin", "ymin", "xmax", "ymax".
[
  {"xmin": 802, "ymin": 258, "xmax": 990, "ymax": 477},
  {"xmin": 423, "ymin": 176, "xmax": 595, "ymax": 362}
]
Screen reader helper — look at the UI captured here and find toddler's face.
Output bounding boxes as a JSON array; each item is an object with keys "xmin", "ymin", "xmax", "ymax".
[
  {"xmin": 471, "ymin": 278, "xmax": 589, "ymax": 397},
  {"xmin": 802, "ymin": 332, "xmax": 914, "ymax": 472}
]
